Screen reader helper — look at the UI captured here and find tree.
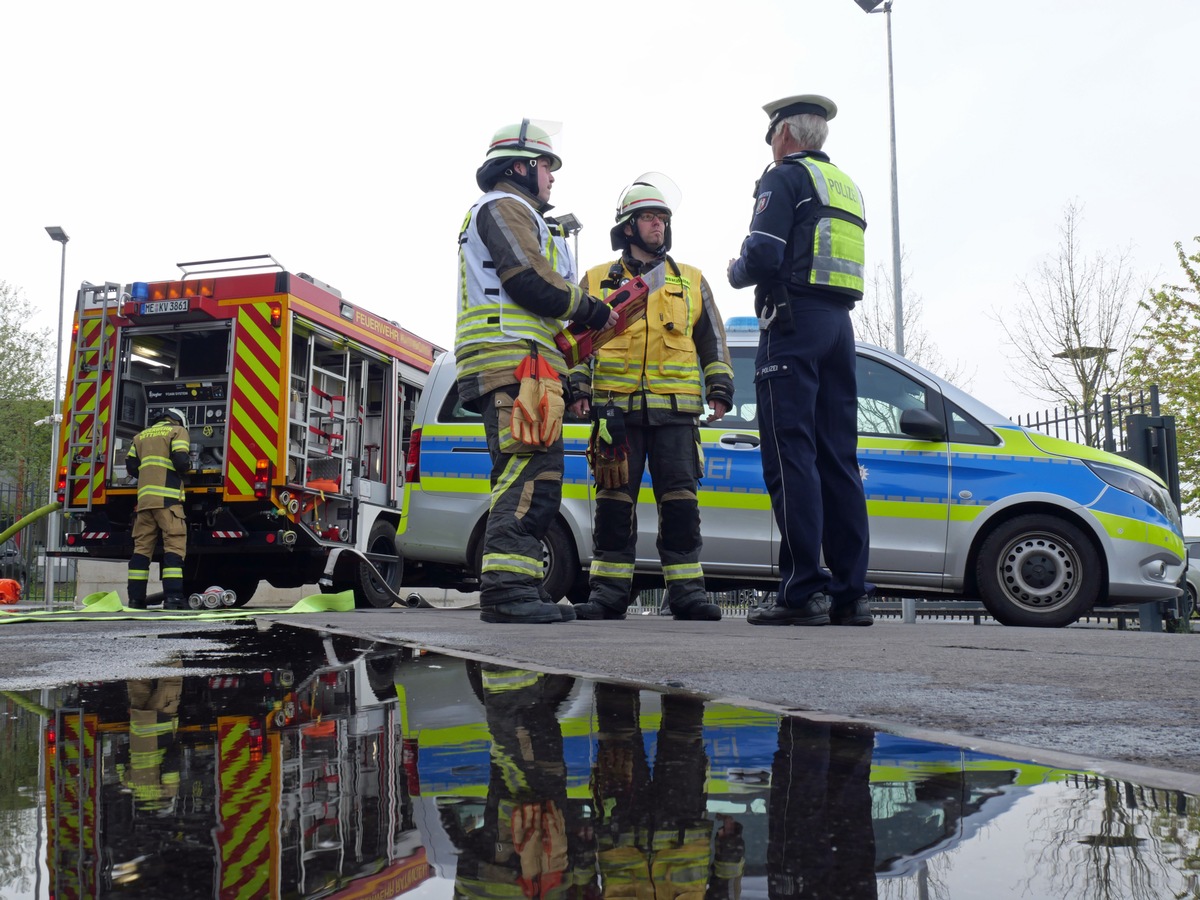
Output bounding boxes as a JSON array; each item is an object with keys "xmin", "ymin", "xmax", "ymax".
[
  {"xmin": 853, "ymin": 253, "xmax": 969, "ymax": 384},
  {"xmin": 995, "ymin": 201, "xmax": 1147, "ymax": 444},
  {"xmin": 0, "ymin": 281, "xmax": 54, "ymax": 500},
  {"xmin": 1126, "ymin": 237, "xmax": 1200, "ymax": 514}
]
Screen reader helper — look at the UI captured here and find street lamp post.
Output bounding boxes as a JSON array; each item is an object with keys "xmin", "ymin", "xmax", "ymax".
[
  {"xmin": 856, "ymin": 0, "xmax": 905, "ymax": 356},
  {"xmin": 44, "ymin": 226, "xmax": 69, "ymax": 610}
]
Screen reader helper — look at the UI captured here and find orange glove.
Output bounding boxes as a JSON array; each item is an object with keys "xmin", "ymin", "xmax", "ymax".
[
  {"xmin": 512, "ymin": 374, "xmax": 543, "ymax": 447},
  {"xmin": 536, "ymin": 376, "xmax": 565, "ymax": 445},
  {"xmin": 512, "ymin": 349, "xmax": 565, "ymax": 448}
]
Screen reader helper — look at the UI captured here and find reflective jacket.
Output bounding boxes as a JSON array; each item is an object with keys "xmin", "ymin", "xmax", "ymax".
[
  {"xmin": 728, "ymin": 150, "xmax": 867, "ymax": 306},
  {"xmin": 455, "ymin": 185, "xmax": 591, "ymax": 404},
  {"xmin": 126, "ymin": 422, "xmax": 189, "ymax": 508},
  {"xmin": 579, "ymin": 256, "xmax": 733, "ymax": 421}
]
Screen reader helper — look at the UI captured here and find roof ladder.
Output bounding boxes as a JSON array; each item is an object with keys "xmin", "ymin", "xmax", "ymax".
[{"xmin": 63, "ymin": 282, "xmax": 120, "ymax": 512}]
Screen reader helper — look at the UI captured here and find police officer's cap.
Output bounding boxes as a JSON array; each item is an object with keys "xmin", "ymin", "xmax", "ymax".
[{"xmin": 762, "ymin": 94, "xmax": 837, "ymax": 144}]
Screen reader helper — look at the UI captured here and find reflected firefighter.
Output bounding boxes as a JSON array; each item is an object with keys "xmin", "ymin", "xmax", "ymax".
[
  {"xmin": 448, "ymin": 662, "xmax": 588, "ymax": 897},
  {"xmin": 122, "ymin": 670, "xmax": 185, "ymax": 811},
  {"xmin": 590, "ymin": 682, "xmax": 730, "ymax": 897}
]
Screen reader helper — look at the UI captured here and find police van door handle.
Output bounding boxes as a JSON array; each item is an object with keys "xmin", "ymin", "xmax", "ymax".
[{"xmin": 719, "ymin": 433, "xmax": 760, "ymax": 448}]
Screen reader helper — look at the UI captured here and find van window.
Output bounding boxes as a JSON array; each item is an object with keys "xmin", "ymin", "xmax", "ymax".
[
  {"xmin": 722, "ymin": 346, "xmax": 758, "ymax": 427},
  {"xmin": 856, "ymin": 357, "xmax": 929, "ymax": 437},
  {"xmin": 945, "ymin": 399, "xmax": 1000, "ymax": 446}
]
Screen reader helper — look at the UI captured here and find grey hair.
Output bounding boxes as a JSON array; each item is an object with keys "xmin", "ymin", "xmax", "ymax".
[{"xmin": 781, "ymin": 114, "xmax": 828, "ymax": 150}]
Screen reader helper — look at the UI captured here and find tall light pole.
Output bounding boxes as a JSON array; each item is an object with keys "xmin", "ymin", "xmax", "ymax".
[
  {"xmin": 44, "ymin": 226, "xmax": 69, "ymax": 610},
  {"xmin": 856, "ymin": 0, "xmax": 905, "ymax": 356}
]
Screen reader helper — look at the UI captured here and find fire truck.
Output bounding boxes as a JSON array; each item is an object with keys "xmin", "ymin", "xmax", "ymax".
[
  {"xmin": 45, "ymin": 634, "xmax": 431, "ymax": 899},
  {"xmin": 54, "ymin": 255, "xmax": 440, "ymax": 607}
]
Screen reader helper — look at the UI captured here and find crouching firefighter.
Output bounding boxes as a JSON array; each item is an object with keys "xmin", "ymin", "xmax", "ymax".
[
  {"xmin": 126, "ymin": 407, "xmax": 191, "ymax": 610},
  {"xmin": 572, "ymin": 174, "xmax": 734, "ymax": 622},
  {"xmin": 455, "ymin": 119, "xmax": 618, "ymax": 624}
]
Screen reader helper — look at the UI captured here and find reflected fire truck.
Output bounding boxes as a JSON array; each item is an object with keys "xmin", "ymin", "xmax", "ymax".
[{"xmin": 43, "ymin": 632, "xmax": 430, "ymax": 899}]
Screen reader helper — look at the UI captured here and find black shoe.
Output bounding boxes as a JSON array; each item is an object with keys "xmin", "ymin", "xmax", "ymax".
[
  {"xmin": 551, "ymin": 601, "xmax": 577, "ymax": 622},
  {"xmin": 670, "ymin": 600, "xmax": 723, "ymax": 621},
  {"xmin": 479, "ymin": 599, "xmax": 561, "ymax": 624},
  {"xmin": 830, "ymin": 596, "xmax": 874, "ymax": 626},
  {"xmin": 575, "ymin": 601, "xmax": 627, "ymax": 621},
  {"xmin": 746, "ymin": 592, "xmax": 830, "ymax": 626},
  {"xmin": 163, "ymin": 597, "xmax": 191, "ymax": 611},
  {"xmin": 127, "ymin": 598, "xmax": 147, "ymax": 610}
]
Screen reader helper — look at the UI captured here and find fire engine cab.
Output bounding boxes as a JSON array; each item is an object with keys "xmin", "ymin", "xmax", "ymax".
[{"xmin": 55, "ymin": 255, "xmax": 440, "ymax": 607}]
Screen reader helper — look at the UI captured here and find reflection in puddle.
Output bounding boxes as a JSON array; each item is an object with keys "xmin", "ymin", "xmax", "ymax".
[{"xmin": 0, "ymin": 624, "xmax": 1197, "ymax": 898}]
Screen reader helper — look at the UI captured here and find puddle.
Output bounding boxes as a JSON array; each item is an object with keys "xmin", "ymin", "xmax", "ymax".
[{"xmin": 0, "ymin": 624, "xmax": 1197, "ymax": 898}]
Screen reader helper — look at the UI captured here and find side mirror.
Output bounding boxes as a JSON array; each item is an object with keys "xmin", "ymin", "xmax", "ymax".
[{"xmin": 900, "ymin": 408, "xmax": 947, "ymax": 441}]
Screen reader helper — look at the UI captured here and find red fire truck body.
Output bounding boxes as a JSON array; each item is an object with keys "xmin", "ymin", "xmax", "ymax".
[{"xmin": 55, "ymin": 256, "xmax": 440, "ymax": 607}]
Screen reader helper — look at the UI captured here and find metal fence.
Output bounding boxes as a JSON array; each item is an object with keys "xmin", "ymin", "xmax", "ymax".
[
  {"xmin": 0, "ymin": 477, "xmax": 77, "ymax": 606},
  {"xmin": 1011, "ymin": 386, "xmax": 1160, "ymax": 453}
]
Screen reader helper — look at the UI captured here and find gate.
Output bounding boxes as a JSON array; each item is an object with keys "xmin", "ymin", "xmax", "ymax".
[{"xmin": 0, "ymin": 477, "xmax": 78, "ymax": 606}]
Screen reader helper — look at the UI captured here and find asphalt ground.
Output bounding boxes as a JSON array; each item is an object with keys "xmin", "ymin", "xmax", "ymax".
[{"xmin": 3, "ymin": 598, "xmax": 1199, "ymax": 794}]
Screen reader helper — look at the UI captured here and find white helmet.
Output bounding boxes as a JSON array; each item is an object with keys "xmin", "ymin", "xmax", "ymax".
[
  {"xmin": 163, "ymin": 407, "xmax": 189, "ymax": 429},
  {"xmin": 476, "ymin": 119, "xmax": 563, "ymax": 191},
  {"xmin": 610, "ymin": 172, "xmax": 682, "ymax": 252}
]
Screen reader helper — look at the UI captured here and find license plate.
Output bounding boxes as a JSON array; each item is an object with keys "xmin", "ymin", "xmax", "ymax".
[{"xmin": 140, "ymin": 299, "xmax": 189, "ymax": 315}]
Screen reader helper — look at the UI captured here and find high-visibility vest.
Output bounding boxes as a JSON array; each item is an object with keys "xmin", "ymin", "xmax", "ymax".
[
  {"xmin": 456, "ymin": 190, "xmax": 575, "ymax": 380},
  {"xmin": 787, "ymin": 157, "xmax": 866, "ymax": 298},
  {"xmin": 587, "ymin": 260, "xmax": 704, "ymax": 400}
]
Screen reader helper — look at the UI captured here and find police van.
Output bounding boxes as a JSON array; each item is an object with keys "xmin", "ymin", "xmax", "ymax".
[{"xmin": 397, "ymin": 319, "xmax": 1184, "ymax": 627}]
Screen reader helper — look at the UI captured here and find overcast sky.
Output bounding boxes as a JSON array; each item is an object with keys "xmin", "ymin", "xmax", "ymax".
[{"xmin": 5, "ymin": 0, "xmax": 1198, "ymax": 423}]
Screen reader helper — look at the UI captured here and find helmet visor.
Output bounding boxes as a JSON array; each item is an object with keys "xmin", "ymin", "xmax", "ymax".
[{"xmin": 614, "ymin": 171, "xmax": 683, "ymax": 222}]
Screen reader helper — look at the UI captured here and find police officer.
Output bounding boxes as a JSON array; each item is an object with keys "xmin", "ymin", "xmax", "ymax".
[
  {"xmin": 126, "ymin": 407, "xmax": 191, "ymax": 610},
  {"xmin": 456, "ymin": 120, "xmax": 618, "ymax": 624},
  {"xmin": 727, "ymin": 94, "xmax": 874, "ymax": 627},
  {"xmin": 573, "ymin": 174, "xmax": 733, "ymax": 621}
]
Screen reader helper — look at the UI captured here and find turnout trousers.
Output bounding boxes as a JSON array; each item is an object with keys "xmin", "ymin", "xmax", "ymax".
[
  {"xmin": 755, "ymin": 302, "xmax": 870, "ymax": 607},
  {"xmin": 128, "ymin": 506, "xmax": 187, "ymax": 607},
  {"xmin": 478, "ymin": 386, "xmax": 564, "ymax": 607},
  {"xmin": 588, "ymin": 421, "xmax": 706, "ymax": 613}
]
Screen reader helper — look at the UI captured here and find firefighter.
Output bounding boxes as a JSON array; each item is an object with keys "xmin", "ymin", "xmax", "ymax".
[
  {"xmin": 122, "ymin": 671, "xmax": 184, "ymax": 813},
  {"xmin": 447, "ymin": 663, "xmax": 591, "ymax": 898},
  {"xmin": 126, "ymin": 407, "xmax": 191, "ymax": 610},
  {"xmin": 590, "ymin": 682, "xmax": 717, "ymax": 897},
  {"xmin": 456, "ymin": 119, "xmax": 618, "ymax": 624},
  {"xmin": 572, "ymin": 174, "xmax": 734, "ymax": 621},
  {"xmin": 727, "ymin": 94, "xmax": 874, "ymax": 627}
]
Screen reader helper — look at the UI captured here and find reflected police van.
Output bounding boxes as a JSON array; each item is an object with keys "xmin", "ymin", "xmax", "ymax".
[{"xmin": 397, "ymin": 319, "xmax": 1184, "ymax": 627}]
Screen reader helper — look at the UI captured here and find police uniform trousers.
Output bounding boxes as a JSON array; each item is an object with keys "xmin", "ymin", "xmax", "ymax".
[
  {"xmin": 767, "ymin": 718, "xmax": 877, "ymax": 899},
  {"xmin": 755, "ymin": 301, "xmax": 870, "ymax": 608},
  {"xmin": 479, "ymin": 385, "xmax": 564, "ymax": 607},
  {"xmin": 128, "ymin": 506, "xmax": 187, "ymax": 606},
  {"xmin": 589, "ymin": 421, "xmax": 706, "ymax": 614}
]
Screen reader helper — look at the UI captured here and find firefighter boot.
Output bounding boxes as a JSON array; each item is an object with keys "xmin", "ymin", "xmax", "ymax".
[
  {"xmin": 163, "ymin": 596, "xmax": 191, "ymax": 611},
  {"xmin": 479, "ymin": 598, "xmax": 561, "ymax": 624}
]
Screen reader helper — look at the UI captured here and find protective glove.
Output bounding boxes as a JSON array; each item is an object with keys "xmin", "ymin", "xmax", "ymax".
[
  {"xmin": 512, "ymin": 802, "xmax": 544, "ymax": 897},
  {"xmin": 586, "ymin": 403, "xmax": 629, "ymax": 489},
  {"xmin": 536, "ymin": 376, "xmax": 565, "ymax": 445},
  {"xmin": 512, "ymin": 348, "xmax": 564, "ymax": 448},
  {"xmin": 512, "ymin": 374, "xmax": 543, "ymax": 447}
]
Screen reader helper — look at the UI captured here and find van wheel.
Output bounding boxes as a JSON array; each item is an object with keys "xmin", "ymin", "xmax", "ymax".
[
  {"xmin": 471, "ymin": 518, "xmax": 580, "ymax": 603},
  {"xmin": 976, "ymin": 515, "xmax": 1100, "ymax": 627},
  {"xmin": 355, "ymin": 520, "xmax": 402, "ymax": 609}
]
